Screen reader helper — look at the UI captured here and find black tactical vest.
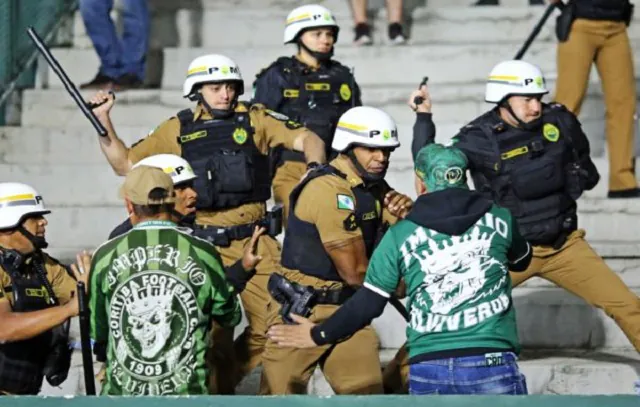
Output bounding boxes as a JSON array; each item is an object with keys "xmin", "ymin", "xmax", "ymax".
[
  {"xmin": 0, "ymin": 252, "xmax": 56, "ymax": 394},
  {"xmin": 282, "ymin": 165, "xmax": 383, "ymax": 281},
  {"xmin": 574, "ymin": 0, "xmax": 632, "ymax": 22},
  {"xmin": 260, "ymin": 57, "xmax": 356, "ymax": 162},
  {"xmin": 463, "ymin": 106, "xmax": 580, "ymax": 247},
  {"xmin": 177, "ymin": 104, "xmax": 271, "ymax": 210}
]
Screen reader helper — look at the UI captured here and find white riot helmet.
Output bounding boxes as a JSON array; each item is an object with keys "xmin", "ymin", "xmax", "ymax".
[
  {"xmin": 284, "ymin": 4, "xmax": 339, "ymax": 44},
  {"xmin": 0, "ymin": 183, "xmax": 50, "ymax": 230},
  {"xmin": 485, "ymin": 60, "xmax": 549, "ymax": 103},
  {"xmin": 133, "ymin": 154, "xmax": 197, "ymax": 186},
  {"xmin": 183, "ymin": 54, "xmax": 244, "ymax": 100},
  {"xmin": 332, "ymin": 107, "xmax": 401, "ymax": 152}
]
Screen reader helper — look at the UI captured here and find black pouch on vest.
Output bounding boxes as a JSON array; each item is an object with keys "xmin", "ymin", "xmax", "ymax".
[
  {"xmin": 511, "ymin": 158, "xmax": 565, "ymax": 200},
  {"xmin": 43, "ymin": 320, "xmax": 73, "ymax": 387},
  {"xmin": 212, "ymin": 149, "xmax": 254, "ymax": 193}
]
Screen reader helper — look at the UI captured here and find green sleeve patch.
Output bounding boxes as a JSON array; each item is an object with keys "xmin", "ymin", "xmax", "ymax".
[{"xmin": 337, "ymin": 194, "xmax": 355, "ymax": 210}]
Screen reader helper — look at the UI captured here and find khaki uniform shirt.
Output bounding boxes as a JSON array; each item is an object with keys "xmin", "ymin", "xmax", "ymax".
[
  {"xmin": 127, "ymin": 103, "xmax": 313, "ymax": 227},
  {"xmin": 286, "ymin": 155, "xmax": 398, "ymax": 289},
  {"xmin": 0, "ymin": 253, "xmax": 76, "ymax": 307}
]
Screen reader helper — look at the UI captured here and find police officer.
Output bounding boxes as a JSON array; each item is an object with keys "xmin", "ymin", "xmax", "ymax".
[
  {"xmin": 384, "ymin": 60, "xmax": 640, "ymax": 392},
  {"xmin": 89, "ymin": 53, "xmax": 327, "ymax": 392},
  {"xmin": 0, "ymin": 182, "xmax": 90, "ymax": 395},
  {"xmin": 267, "ymin": 143, "xmax": 533, "ymax": 395},
  {"xmin": 260, "ymin": 106, "xmax": 413, "ymax": 395},
  {"xmin": 109, "ymin": 154, "xmax": 198, "ymax": 238},
  {"xmin": 253, "ymin": 4, "xmax": 362, "ymax": 222},
  {"xmin": 551, "ymin": 0, "xmax": 638, "ymax": 198}
]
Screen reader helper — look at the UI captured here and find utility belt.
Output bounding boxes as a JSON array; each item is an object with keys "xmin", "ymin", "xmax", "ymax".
[
  {"xmin": 193, "ymin": 205, "xmax": 283, "ymax": 247},
  {"xmin": 267, "ymin": 273, "xmax": 356, "ymax": 324}
]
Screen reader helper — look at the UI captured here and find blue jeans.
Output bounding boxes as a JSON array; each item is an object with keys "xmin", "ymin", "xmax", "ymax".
[
  {"xmin": 409, "ymin": 352, "xmax": 528, "ymax": 395},
  {"xmin": 79, "ymin": 0, "xmax": 149, "ymax": 80}
]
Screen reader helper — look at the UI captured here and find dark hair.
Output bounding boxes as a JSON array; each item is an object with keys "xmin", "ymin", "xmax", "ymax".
[{"xmin": 131, "ymin": 188, "xmax": 174, "ymax": 217}]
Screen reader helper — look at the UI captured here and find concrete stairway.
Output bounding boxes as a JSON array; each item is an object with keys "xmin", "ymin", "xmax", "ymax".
[{"xmin": 2, "ymin": 0, "xmax": 639, "ymax": 396}]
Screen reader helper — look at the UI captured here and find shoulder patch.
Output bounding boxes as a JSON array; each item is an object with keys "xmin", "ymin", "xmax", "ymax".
[
  {"xmin": 265, "ymin": 109, "xmax": 290, "ymax": 121},
  {"xmin": 235, "ymin": 102, "xmax": 249, "ymax": 113},
  {"xmin": 285, "ymin": 120, "xmax": 303, "ymax": 130},
  {"xmin": 337, "ymin": 194, "xmax": 355, "ymax": 211},
  {"xmin": 543, "ymin": 123, "xmax": 560, "ymax": 142},
  {"xmin": 343, "ymin": 213, "xmax": 358, "ymax": 231}
]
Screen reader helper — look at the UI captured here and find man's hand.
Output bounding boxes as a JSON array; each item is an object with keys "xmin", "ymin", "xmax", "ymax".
[
  {"xmin": 408, "ymin": 84, "xmax": 432, "ymax": 113},
  {"xmin": 267, "ymin": 314, "xmax": 318, "ymax": 348},
  {"xmin": 241, "ymin": 226, "xmax": 266, "ymax": 272},
  {"xmin": 384, "ymin": 190, "xmax": 413, "ymax": 219},
  {"xmin": 96, "ymin": 364, "xmax": 107, "ymax": 384},
  {"xmin": 70, "ymin": 250, "xmax": 92, "ymax": 291},
  {"xmin": 88, "ymin": 91, "xmax": 115, "ymax": 119}
]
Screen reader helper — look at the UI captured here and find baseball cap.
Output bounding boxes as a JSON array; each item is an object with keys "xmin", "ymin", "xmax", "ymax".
[
  {"xmin": 415, "ymin": 144, "xmax": 469, "ymax": 192},
  {"xmin": 119, "ymin": 166, "xmax": 176, "ymax": 205}
]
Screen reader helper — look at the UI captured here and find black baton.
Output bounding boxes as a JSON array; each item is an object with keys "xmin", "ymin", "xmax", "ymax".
[
  {"xmin": 514, "ymin": 3, "xmax": 562, "ymax": 60},
  {"xmin": 26, "ymin": 26, "xmax": 108, "ymax": 137},
  {"xmin": 77, "ymin": 281, "xmax": 96, "ymax": 395}
]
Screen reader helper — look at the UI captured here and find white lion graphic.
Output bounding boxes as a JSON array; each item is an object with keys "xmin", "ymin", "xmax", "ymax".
[{"xmin": 412, "ymin": 226, "xmax": 503, "ymax": 315}]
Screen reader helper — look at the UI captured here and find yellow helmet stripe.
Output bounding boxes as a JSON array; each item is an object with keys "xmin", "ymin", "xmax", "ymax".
[{"xmin": 0, "ymin": 193, "xmax": 35, "ymax": 203}]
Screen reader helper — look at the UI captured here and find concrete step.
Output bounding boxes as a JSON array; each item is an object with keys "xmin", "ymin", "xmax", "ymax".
[
  {"xmin": 370, "ymin": 287, "xmax": 640, "ymax": 350},
  {"xmin": 40, "ymin": 348, "xmax": 640, "ymax": 396},
  {"xmin": 39, "ymin": 41, "xmax": 636, "ymax": 91},
  {"xmin": 0, "ymin": 152, "xmax": 631, "ymax": 205},
  {"xmin": 1, "ymin": 156, "xmax": 637, "ymax": 250},
  {"xmin": 21, "ymin": 80, "xmax": 637, "ymax": 126},
  {"xmin": 17, "ymin": 85, "xmax": 640, "ymax": 160},
  {"xmin": 42, "ymin": 201, "xmax": 640, "ymax": 258},
  {"xmin": 70, "ymin": 4, "xmax": 640, "ymax": 49}
]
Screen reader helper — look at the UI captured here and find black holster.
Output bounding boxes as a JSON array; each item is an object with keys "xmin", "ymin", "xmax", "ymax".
[
  {"xmin": 259, "ymin": 204, "xmax": 283, "ymax": 237},
  {"xmin": 42, "ymin": 319, "xmax": 72, "ymax": 387},
  {"xmin": 267, "ymin": 274, "xmax": 316, "ymax": 325},
  {"xmin": 556, "ymin": 2, "xmax": 576, "ymax": 42}
]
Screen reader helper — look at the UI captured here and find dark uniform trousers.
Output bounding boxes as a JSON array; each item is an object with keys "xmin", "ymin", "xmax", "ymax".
[
  {"xmin": 555, "ymin": 19, "xmax": 637, "ymax": 191},
  {"xmin": 383, "ymin": 229, "xmax": 640, "ymax": 393}
]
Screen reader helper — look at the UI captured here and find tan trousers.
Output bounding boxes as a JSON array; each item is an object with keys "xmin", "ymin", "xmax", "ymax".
[
  {"xmin": 272, "ymin": 161, "xmax": 307, "ymax": 226},
  {"xmin": 260, "ymin": 271, "xmax": 384, "ymax": 395},
  {"xmin": 555, "ymin": 19, "xmax": 637, "ymax": 191},
  {"xmin": 206, "ymin": 235, "xmax": 282, "ymax": 394},
  {"xmin": 383, "ymin": 229, "xmax": 640, "ymax": 393}
]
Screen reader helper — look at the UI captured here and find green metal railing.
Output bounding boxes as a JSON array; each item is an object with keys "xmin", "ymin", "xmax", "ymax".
[{"xmin": 0, "ymin": 0, "xmax": 78, "ymax": 125}]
